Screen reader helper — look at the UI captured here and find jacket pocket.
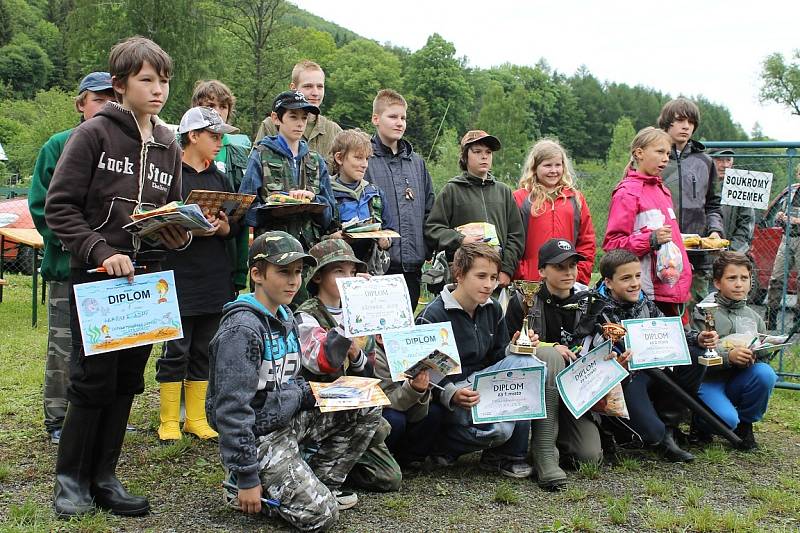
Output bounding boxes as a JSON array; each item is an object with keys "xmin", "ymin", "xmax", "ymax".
[{"xmin": 91, "ymin": 197, "xmax": 138, "ymax": 232}]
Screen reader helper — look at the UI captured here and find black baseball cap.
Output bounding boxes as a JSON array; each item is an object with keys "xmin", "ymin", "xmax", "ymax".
[
  {"xmin": 538, "ymin": 238, "xmax": 586, "ymax": 267},
  {"xmin": 272, "ymin": 90, "xmax": 320, "ymax": 115}
]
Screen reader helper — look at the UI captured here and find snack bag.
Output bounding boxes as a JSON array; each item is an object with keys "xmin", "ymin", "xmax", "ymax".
[
  {"xmin": 591, "ymin": 384, "xmax": 629, "ymax": 418},
  {"xmin": 655, "ymin": 242, "xmax": 683, "ymax": 287}
]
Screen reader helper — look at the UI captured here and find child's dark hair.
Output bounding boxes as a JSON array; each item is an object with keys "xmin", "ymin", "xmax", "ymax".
[
  {"xmin": 109, "ymin": 36, "xmax": 173, "ymax": 101},
  {"xmin": 600, "ymin": 249, "xmax": 639, "ymax": 280},
  {"xmin": 657, "ymin": 97, "xmax": 700, "ymax": 131},
  {"xmin": 192, "ymin": 80, "xmax": 236, "ymax": 118},
  {"xmin": 459, "ymin": 140, "xmax": 492, "ymax": 172},
  {"xmin": 452, "ymin": 243, "xmax": 501, "ymax": 280},
  {"xmin": 712, "ymin": 251, "xmax": 753, "ymax": 281}
]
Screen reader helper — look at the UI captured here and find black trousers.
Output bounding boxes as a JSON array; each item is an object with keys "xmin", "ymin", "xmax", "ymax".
[
  {"xmin": 67, "ymin": 269, "xmax": 152, "ymax": 407},
  {"xmin": 156, "ymin": 313, "xmax": 220, "ymax": 382},
  {"xmin": 387, "ymin": 266, "xmax": 421, "ymax": 311}
]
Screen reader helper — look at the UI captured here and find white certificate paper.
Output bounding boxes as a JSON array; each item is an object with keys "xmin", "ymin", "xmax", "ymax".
[
  {"xmin": 382, "ymin": 322, "xmax": 461, "ymax": 381},
  {"xmin": 336, "ymin": 274, "xmax": 414, "ymax": 337},
  {"xmin": 622, "ymin": 316, "xmax": 691, "ymax": 370},
  {"xmin": 73, "ymin": 270, "xmax": 183, "ymax": 356},
  {"xmin": 471, "ymin": 365, "xmax": 546, "ymax": 424},
  {"xmin": 556, "ymin": 341, "xmax": 629, "ymax": 419}
]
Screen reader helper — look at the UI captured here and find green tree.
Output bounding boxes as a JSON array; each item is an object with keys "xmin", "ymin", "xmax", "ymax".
[
  {"xmin": 403, "ymin": 94, "xmax": 436, "ymax": 161},
  {"xmin": 0, "ymin": 0, "xmax": 12, "ymax": 46},
  {"xmin": 325, "ymin": 39, "xmax": 402, "ymax": 130},
  {"xmin": 427, "ymin": 129, "xmax": 461, "ymax": 193},
  {"xmin": 0, "ymin": 38, "xmax": 53, "ymax": 98},
  {"xmin": 403, "ymin": 33, "xmax": 474, "ymax": 134},
  {"xmin": 760, "ymin": 50, "xmax": 800, "ymax": 116},
  {"xmin": 605, "ymin": 116, "xmax": 636, "ymax": 181},
  {"xmin": 475, "ymin": 81, "xmax": 530, "ymax": 184}
]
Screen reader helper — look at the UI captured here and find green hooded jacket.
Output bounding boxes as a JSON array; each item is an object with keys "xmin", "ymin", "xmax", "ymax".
[
  {"xmin": 28, "ymin": 129, "xmax": 72, "ymax": 281},
  {"xmin": 424, "ymin": 172, "xmax": 524, "ymax": 277}
]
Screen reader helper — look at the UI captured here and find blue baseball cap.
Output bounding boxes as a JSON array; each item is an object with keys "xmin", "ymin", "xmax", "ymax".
[{"xmin": 78, "ymin": 72, "xmax": 113, "ymax": 95}]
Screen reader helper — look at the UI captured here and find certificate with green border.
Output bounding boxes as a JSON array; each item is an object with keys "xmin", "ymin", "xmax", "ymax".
[
  {"xmin": 471, "ymin": 366, "xmax": 546, "ymax": 424},
  {"xmin": 556, "ymin": 341, "xmax": 628, "ymax": 419},
  {"xmin": 622, "ymin": 316, "xmax": 691, "ymax": 370}
]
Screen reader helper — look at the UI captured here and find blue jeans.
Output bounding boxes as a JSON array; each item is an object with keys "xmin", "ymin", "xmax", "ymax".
[
  {"xmin": 435, "ymin": 355, "xmax": 533, "ymax": 460},
  {"xmin": 698, "ymin": 363, "xmax": 778, "ymax": 429},
  {"xmin": 382, "ymin": 403, "xmax": 444, "ymax": 463}
]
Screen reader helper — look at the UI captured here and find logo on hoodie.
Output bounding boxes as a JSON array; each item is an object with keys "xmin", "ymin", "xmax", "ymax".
[
  {"xmin": 97, "ymin": 151, "xmax": 134, "ymax": 175},
  {"xmin": 146, "ymin": 162, "xmax": 174, "ymax": 192}
]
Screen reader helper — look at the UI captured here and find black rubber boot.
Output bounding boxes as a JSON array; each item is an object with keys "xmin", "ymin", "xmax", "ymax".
[
  {"xmin": 91, "ymin": 395, "xmax": 150, "ymax": 516},
  {"xmin": 655, "ymin": 428, "xmax": 695, "ymax": 462},
  {"xmin": 734, "ymin": 422, "xmax": 757, "ymax": 451},
  {"xmin": 54, "ymin": 404, "xmax": 102, "ymax": 518}
]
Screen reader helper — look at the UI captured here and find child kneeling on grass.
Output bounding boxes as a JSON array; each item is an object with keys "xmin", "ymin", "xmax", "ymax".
[
  {"xmin": 295, "ymin": 238, "xmax": 402, "ymax": 492},
  {"xmin": 416, "ymin": 243, "xmax": 533, "ymax": 479},
  {"xmin": 593, "ymin": 249, "xmax": 719, "ymax": 462},
  {"xmin": 692, "ymin": 252, "xmax": 778, "ymax": 450},
  {"xmin": 206, "ymin": 232, "xmax": 381, "ymax": 532}
]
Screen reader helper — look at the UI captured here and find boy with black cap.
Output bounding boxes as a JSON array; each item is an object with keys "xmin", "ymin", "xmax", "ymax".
[
  {"xmin": 207, "ymin": 231, "xmax": 380, "ymax": 531},
  {"xmin": 505, "ymin": 238, "xmax": 607, "ymax": 491},
  {"xmin": 28, "ymin": 71, "xmax": 115, "ymax": 444},
  {"xmin": 425, "ymin": 130, "xmax": 524, "ymax": 288},
  {"xmin": 241, "ymin": 90, "xmax": 336, "ymax": 250},
  {"xmin": 156, "ymin": 107, "xmax": 240, "ymax": 443},
  {"xmin": 294, "ymin": 238, "xmax": 402, "ymax": 492}
]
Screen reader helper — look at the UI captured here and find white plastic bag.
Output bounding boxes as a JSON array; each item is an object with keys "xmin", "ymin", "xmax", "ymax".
[{"xmin": 655, "ymin": 242, "xmax": 683, "ymax": 287}]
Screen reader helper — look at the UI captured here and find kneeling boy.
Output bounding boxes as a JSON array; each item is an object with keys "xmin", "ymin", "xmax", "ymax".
[
  {"xmin": 416, "ymin": 243, "xmax": 532, "ymax": 478},
  {"xmin": 295, "ymin": 239, "xmax": 402, "ymax": 491},
  {"xmin": 207, "ymin": 232, "xmax": 380, "ymax": 532},
  {"xmin": 693, "ymin": 252, "xmax": 777, "ymax": 449}
]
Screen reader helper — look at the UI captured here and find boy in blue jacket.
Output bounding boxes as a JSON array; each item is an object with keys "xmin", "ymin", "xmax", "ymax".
[{"xmin": 207, "ymin": 232, "xmax": 380, "ymax": 531}]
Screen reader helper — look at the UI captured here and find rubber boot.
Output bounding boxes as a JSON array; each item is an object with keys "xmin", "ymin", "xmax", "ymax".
[
  {"xmin": 182, "ymin": 380, "xmax": 218, "ymax": 440},
  {"xmin": 531, "ymin": 388, "xmax": 567, "ymax": 491},
  {"xmin": 654, "ymin": 427, "xmax": 695, "ymax": 462},
  {"xmin": 157, "ymin": 381, "xmax": 182, "ymax": 442},
  {"xmin": 91, "ymin": 395, "xmax": 150, "ymax": 516},
  {"xmin": 54, "ymin": 404, "xmax": 102, "ymax": 518}
]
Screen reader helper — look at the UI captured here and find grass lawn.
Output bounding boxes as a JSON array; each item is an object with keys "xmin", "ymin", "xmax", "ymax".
[{"xmin": 1, "ymin": 272, "xmax": 799, "ymax": 532}]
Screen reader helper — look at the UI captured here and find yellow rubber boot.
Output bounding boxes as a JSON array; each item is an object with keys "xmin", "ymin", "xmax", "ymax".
[
  {"xmin": 183, "ymin": 380, "xmax": 218, "ymax": 440},
  {"xmin": 158, "ymin": 381, "xmax": 183, "ymax": 442}
]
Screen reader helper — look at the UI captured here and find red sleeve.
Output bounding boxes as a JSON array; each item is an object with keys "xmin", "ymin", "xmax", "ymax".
[{"xmin": 575, "ymin": 193, "xmax": 596, "ymax": 285}]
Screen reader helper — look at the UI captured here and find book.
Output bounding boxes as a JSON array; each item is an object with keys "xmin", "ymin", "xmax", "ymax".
[
  {"xmin": 404, "ymin": 350, "xmax": 460, "ymax": 385},
  {"xmin": 184, "ymin": 190, "xmax": 256, "ymax": 223},
  {"xmin": 123, "ymin": 202, "xmax": 213, "ymax": 246}
]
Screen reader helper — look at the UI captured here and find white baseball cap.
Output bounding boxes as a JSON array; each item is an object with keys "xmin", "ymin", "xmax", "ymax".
[{"xmin": 177, "ymin": 106, "xmax": 239, "ymax": 135}]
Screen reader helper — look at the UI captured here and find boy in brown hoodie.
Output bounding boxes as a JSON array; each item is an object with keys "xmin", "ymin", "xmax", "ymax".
[{"xmin": 45, "ymin": 36, "xmax": 189, "ymax": 519}]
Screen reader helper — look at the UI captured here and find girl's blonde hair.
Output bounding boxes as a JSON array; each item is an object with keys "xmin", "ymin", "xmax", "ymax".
[
  {"xmin": 518, "ymin": 138, "xmax": 576, "ymax": 216},
  {"xmin": 625, "ymin": 127, "xmax": 672, "ymax": 178}
]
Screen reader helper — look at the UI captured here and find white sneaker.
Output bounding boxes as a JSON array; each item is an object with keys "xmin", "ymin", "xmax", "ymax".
[{"xmin": 332, "ymin": 489, "xmax": 358, "ymax": 510}]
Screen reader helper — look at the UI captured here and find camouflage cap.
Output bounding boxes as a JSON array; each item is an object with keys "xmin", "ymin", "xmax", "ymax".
[
  {"xmin": 306, "ymin": 239, "xmax": 366, "ymax": 293},
  {"xmin": 460, "ymin": 130, "xmax": 501, "ymax": 151},
  {"xmin": 249, "ymin": 231, "xmax": 316, "ymax": 267}
]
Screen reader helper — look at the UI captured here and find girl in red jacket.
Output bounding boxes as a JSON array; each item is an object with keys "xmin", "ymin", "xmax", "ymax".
[
  {"xmin": 603, "ymin": 127, "xmax": 692, "ymax": 316},
  {"xmin": 513, "ymin": 139, "xmax": 595, "ymax": 284}
]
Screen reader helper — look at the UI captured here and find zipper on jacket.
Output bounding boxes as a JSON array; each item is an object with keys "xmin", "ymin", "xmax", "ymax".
[{"xmin": 692, "ymin": 176, "xmax": 697, "ymax": 199}]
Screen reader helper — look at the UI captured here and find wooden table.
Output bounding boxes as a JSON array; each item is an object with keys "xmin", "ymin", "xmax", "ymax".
[{"xmin": 0, "ymin": 227, "xmax": 45, "ymax": 327}]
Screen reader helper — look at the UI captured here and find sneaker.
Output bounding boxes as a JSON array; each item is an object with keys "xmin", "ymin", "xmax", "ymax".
[
  {"xmin": 480, "ymin": 454, "xmax": 533, "ymax": 479},
  {"xmin": 126, "ymin": 424, "xmax": 137, "ymax": 433},
  {"xmin": 49, "ymin": 428, "xmax": 62, "ymax": 445},
  {"xmin": 332, "ymin": 489, "xmax": 358, "ymax": 510}
]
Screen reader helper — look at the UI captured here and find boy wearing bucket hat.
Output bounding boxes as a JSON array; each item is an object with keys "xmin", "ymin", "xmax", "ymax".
[
  {"xmin": 425, "ymin": 130, "xmax": 524, "ymax": 289},
  {"xmin": 295, "ymin": 239, "xmax": 403, "ymax": 492},
  {"xmin": 207, "ymin": 232, "xmax": 381, "ymax": 530},
  {"xmin": 156, "ymin": 106, "xmax": 241, "ymax": 442}
]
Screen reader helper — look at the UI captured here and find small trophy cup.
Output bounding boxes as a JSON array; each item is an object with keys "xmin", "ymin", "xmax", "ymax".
[
  {"xmin": 696, "ymin": 302, "xmax": 723, "ymax": 366},
  {"xmin": 601, "ymin": 323, "xmax": 627, "ymax": 344},
  {"xmin": 510, "ymin": 281, "xmax": 542, "ymax": 355}
]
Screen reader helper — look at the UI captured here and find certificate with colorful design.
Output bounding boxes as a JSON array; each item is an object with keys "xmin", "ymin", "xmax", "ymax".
[
  {"xmin": 73, "ymin": 271, "xmax": 183, "ymax": 356},
  {"xmin": 336, "ymin": 274, "xmax": 413, "ymax": 337},
  {"xmin": 382, "ymin": 322, "xmax": 461, "ymax": 381},
  {"xmin": 556, "ymin": 341, "xmax": 629, "ymax": 419},
  {"xmin": 622, "ymin": 316, "xmax": 691, "ymax": 370},
  {"xmin": 471, "ymin": 365, "xmax": 547, "ymax": 424}
]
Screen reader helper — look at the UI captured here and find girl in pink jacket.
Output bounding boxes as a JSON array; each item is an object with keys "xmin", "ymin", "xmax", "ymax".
[{"xmin": 603, "ymin": 127, "xmax": 691, "ymax": 316}]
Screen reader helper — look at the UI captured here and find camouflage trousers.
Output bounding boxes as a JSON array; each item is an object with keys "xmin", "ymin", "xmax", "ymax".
[
  {"xmin": 44, "ymin": 281, "xmax": 71, "ymax": 432},
  {"xmin": 234, "ymin": 406, "xmax": 380, "ymax": 532},
  {"xmin": 346, "ymin": 417, "xmax": 402, "ymax": 492}
]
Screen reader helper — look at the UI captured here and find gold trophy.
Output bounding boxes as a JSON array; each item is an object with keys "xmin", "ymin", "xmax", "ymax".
[
  {"xmin": 601, "ymin": 323, "xmax": 627, "ymax": 344},
  {"xmin": 510, "ymin": 280, "xmax": 542, "ymax": 355},
  {"xmin": 695, "ymin": 302, "xmax": 722, "ymax": 366}
]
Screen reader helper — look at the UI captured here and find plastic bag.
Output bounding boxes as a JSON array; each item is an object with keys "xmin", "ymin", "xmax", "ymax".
[
  {"xmin": 591, "ymin": 384, "xmax": 629, "ymax": 418},
  {"xmin": 655, "ymin": 242, "xmax": 683, "ymax": 287}
]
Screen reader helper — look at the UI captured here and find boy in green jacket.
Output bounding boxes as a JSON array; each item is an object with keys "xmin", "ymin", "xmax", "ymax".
[
  {"xmin": 28, "ymin": 72, "xmax": 115, "ymax": 444},
  {"xmin": 424, "ymin": 130, "xmax": 524, "ymax": 288}
]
